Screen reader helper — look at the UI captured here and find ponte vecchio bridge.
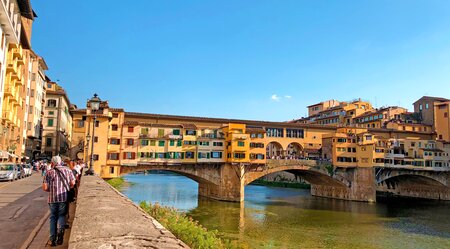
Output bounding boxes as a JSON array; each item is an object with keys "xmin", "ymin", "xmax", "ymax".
[{"xmin": 71, "ymin": 102, "xmax": 450, "ymax": 202}]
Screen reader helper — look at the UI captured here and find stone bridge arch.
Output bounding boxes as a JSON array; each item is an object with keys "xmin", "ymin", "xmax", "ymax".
[
  {"xmin": 376, "ymin": 168, "xmax": 449, "ymax": 187},
  {"xmin": 120, "ymin": 164, "xmax": 223, "ymax": 186},
  {"xmin": 120, "ymin": 163, "xmax": 243, "ymax": 202},
  {"xmin": 376, "ymin": 168, "xmax": 450, "ymax": 200},
  {"xmin": 244, "ymin": 165, "xmax": 347, "ymax": 187}
]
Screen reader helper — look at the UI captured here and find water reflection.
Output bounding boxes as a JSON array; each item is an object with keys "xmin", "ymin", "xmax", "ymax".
[{"xmin": 122, "ymin": 173, "xmax": 450, "ymax": 249}]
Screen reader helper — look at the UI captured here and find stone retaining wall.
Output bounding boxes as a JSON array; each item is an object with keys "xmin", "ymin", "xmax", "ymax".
[{"xmin": 68, "ymin": 175, "xmax": 189, "ymax": 248}]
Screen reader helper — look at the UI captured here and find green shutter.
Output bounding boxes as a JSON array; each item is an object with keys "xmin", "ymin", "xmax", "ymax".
[
  {"xmin": 207, "ymin": 152, "xmax": 210, "ymax": 159},
  {"xmin": 170, "ymin": 140, "xmax": 175, "ymax": 146},
  {"xmin": 177, "ymin": 140, "xmax": 182, "ymax": 146}
]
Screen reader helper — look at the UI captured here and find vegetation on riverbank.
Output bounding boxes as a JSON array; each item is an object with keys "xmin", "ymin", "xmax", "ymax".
[
  {"xmin": 106, "ymin": 177, "xmax": 125, "ymax": 189},
  {"xmin": 251, "ymin": 179, "xmax": 311, "ymax": 189},
  {"xmin": 140, "ymin": 202, "xmax": 240, "ymax": 249}
]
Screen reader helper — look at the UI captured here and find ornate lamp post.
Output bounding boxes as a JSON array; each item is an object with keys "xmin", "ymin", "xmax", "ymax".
[
  {"xmin": 85, "ymin": 94, "xmax": 101, "ymax": 175},
  {"xmin": 85, "ymin": 134, "xmax": 91, "ymax": 164}
]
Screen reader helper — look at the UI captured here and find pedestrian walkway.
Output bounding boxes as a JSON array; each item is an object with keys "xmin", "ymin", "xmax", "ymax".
[{"xmin": 0, "ymin": 173, "xmax": 49, "ymax": 248}]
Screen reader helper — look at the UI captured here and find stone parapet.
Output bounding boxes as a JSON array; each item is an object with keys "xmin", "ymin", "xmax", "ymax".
[{"xmin": 68, "ymin": 175, "xmax": 189, "ymax": 248}]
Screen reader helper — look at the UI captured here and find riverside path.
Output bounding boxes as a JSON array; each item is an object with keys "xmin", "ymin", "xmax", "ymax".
[{"xmin": 0, "ymin": 173, "xmax": 50, "ymax": 248}]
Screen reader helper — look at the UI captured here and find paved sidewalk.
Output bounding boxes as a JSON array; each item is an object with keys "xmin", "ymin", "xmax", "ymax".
[{"xmin": 0, "ymin": 173, "xmax": 49, "ymax": 249}]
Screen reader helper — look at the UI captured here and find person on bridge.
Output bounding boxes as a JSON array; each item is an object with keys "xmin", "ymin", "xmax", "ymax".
[{"xmin": 42, "ymin": 156, "xmax": 75, "ymax": 246}]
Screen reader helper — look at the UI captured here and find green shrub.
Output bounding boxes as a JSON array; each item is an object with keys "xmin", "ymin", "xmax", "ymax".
[
  {"xmin": 140, "ymin": 202, "xmax": 240, "ymax": 249},
  {"xmin": 106, "ymin": 177, "xmax": 125, "ymax": 189}
]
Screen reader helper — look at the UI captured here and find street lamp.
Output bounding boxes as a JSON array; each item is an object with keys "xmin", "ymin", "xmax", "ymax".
[{"xmin": 86, "ymin": 94, "xmax": 101, "ymax": 175}]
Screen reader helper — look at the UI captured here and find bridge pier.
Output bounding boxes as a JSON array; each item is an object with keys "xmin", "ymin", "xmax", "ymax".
[
  {"xmin": 311, "ymin": 167, "xmax": 376, "ymax": 202},
  {"xmin": 198, "ymin": 163, "xmax": 244, "ymax": 202}
]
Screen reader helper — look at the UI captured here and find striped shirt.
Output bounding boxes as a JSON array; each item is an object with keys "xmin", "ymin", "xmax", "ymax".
[{"xmin": 45, "ymin": 166, "xmax": 75, "ymax": 203}]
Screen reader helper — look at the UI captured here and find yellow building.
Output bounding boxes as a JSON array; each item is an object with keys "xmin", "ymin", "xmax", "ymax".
[
  {"xmin": 384, "ymin": 138, "xmax": 449, "ymax": 167},
  {"xmin": 385, "ymin": 121, "xmax": 432, "ymax": 133},
  {"xmin": 354, "ymin": 106, "xmax": 407, "ymax": 128},
  {"xmin": 434, "ymin": 101, "xmax": 450, "ymax": 142},
  {"xmin": 1, "ymin": 43, "xmax": 25, "ymax": 159},
  {"xmin": 301, "ymin": 99, "xmax": 373, "ymax": 126},
  {"xmin": 322, "ymin": 127, "xmax": 449, "ymax": 168}
]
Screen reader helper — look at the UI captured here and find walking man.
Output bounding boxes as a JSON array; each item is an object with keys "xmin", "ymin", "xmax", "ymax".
[{"xmin": 42, "ymin": 156, "xmax": 75, "ymax": 246}]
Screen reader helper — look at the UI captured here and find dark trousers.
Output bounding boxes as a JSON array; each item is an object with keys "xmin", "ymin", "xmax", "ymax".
[{"xmin": 49, "ymin": 202, "xmax": 67, "ymax": 242}]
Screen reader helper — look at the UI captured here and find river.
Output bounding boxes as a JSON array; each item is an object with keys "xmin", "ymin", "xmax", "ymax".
[{"xmin": 121, "ymin": 173, "xmax": 450, "ymax": 249}]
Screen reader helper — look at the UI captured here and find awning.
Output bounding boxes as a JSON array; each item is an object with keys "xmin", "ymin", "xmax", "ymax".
[
  {"xmin": 7, "ymin": 152, "xmax": 18, "ymax": 158},
  {"xmin": 0, "ymin": 150, "xmax": 8, "ymax": 159}
]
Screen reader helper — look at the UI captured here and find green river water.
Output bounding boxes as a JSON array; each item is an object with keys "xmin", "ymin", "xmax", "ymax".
[{"xmin": 121, "ymin": 173, "xmax": 450, "ymax": 249}]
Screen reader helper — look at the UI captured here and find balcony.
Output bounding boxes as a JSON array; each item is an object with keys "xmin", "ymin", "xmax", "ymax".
[
  {"xmin": 233, "ymin": 134, "xmax": 248, "ymax": 140},
  {"xmin": 2, "ymin": 109, "xmax": 13, "ymax": 123},
  {"xmin": 6, "ymin": 62, "xmax": 16, "ymax": 74},
  {"xmin": 3, "ymin": 86, "xmax": 14, "ymax": 97},
  {"xmin": 11, "ymin": 72, "xmax": 19, "ymax": 80},
  {"xmin": 198, "ymin": 134, "xmax": 224, "ymax": 140},
  {"xmin": 12, "ymin": 46, "xmax": 22, "ymax": 59}
]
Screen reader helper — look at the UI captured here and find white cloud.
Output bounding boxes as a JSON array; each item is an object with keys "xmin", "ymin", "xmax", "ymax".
[
  {"xmin": 271, "ymin": 94, "xmax": 280, "ymax": 101},
  {"xmin": 285, "ymin": 95, "xmax": 292, "ymax": 99}
]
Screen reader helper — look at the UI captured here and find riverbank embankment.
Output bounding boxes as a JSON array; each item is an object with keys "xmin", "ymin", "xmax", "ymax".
[{"xmin": 69, "ymin": 175, "xmax": 188, "ymax": 248}]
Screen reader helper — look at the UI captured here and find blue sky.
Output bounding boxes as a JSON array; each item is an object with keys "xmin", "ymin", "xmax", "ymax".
[{"xmin": 31, "ymin": 0, "xmax": 450, "ymax": 121}]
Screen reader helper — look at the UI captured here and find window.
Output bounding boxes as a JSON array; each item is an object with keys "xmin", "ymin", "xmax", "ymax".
[
  {"xmin": 158, "ymin": 141, "xmax": 165, "ymax": 147},
  {"xmin": 111, "ymin": 124, "xmax": 118, "ymax": 131},
  {"xmin": 177, "ymin": 140, "xmax": 182, "ymax": 146},
  {"xmin": 150, "ymin": 140, "xmax": 156, "ymax": 146},
  {"xmin": 123, "ymin": 152, "xmax": 136, "ymax": 159},
  {"xmin": 48, "ymin": 111, "xmax": 54, "ymax": 115},
  {"xmin": 47, "ymin": 99, "xmax": 57, "ymax": 107},
  {"xmin": 107, "ymin": 153, "xmax": 119, "ymax": 160},
  {"xmin": 47, "ymin": 119, "xmax": 54, "ymax": 127},
  {"xmin": 46, "ymin": 137, "xmax": 52, "ymax": 146},
  {"xmin": 77, "ymin": 120, "xmax": 85, "ymax": 128},
  {"xmin": 184, "ymin": 141, "xmax": 196, "ymax": 145},
  {"xmin": 185, "ymin": 151, "xmax": 195, "ymax": 159},
  {"xmin": 266, "ymin": 128, "xmax": 284, "ymax": 137},
  {"xmin": 110, "ymin": 167, "xmax": 115, "ymax": 174},
  {"xmin": 94, "ymin": 136, "xmax": 99, "ymax": 143},
  {"xmin": 110, "ymin": 138, "xmax": 120, "ymax": 145},
  {"xmin": 286, "ymin": 129, "xmax": 304, "ymax": 138},
  {"xmin": 213, "ymin": 142, "xmax": 223, "ymax": 147},
  {"xmin": 198, "ymin": 152, "xmax": 210, "ymax": 159},
  {"xmin": 95, "ymin": 121, "xmax": 100, "ymax": 127},
  {"xmin": 112, "ymin": 113, "xmax": 119, "ymax": 118},
  {"xmin": 141, "ymin": 128, "xmax": 149, "ymax": 135},
  {"xmin": 127, "ymin": 139, "xmax": 134, "ymax": 146},
  {"xmin": 173, "ymin": 129, "xmax": 180, "ymax": 135},
  {"xmin": 337, "ymin": 138, "xmax": 347, "ymax": 143},
  {"xmin": 234, "ymin": 153, "xmax": 246, "ymax": 159},
  {"xmin": 141, "ymin": 140, "xmax": 149, "ymax": 146},
  {"xmin": 93, "ymin": 154, "xmax": 99, "ymax": 161},
  {"xmin": 419, "ymin": 104, "xmax": 423, "ymax": 110},
  {"xmin": 425, "ymin": 103, "xmax": 429, "ymax": 109},
  {"xmin": 237, "ymin": 141, "xmax": 245, "ymax": 147},
  {"xmin": 211, "ymin": 152, "xmax": 222, "ymax": 158},
  {"xmin": 128, "ymin": 126, "xmax": 134, "ymax": 133},
  {"xmin": 158, "ymin": 129, "xmax": 165, "ymax": 137},
  {"xmin": 185, "ymin": 130, "xmax": 196, "ymax": 136},
  {"xmin": 198, "ymin": 141, "xmax": 210, "ymax": 146},
  {"xmin": 445, "ymin": 112, "xmax": 448, "ymax": 118},
  {"xmin": 169, "ymin": 140, "xmax": 175, "ymax": 146}
]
